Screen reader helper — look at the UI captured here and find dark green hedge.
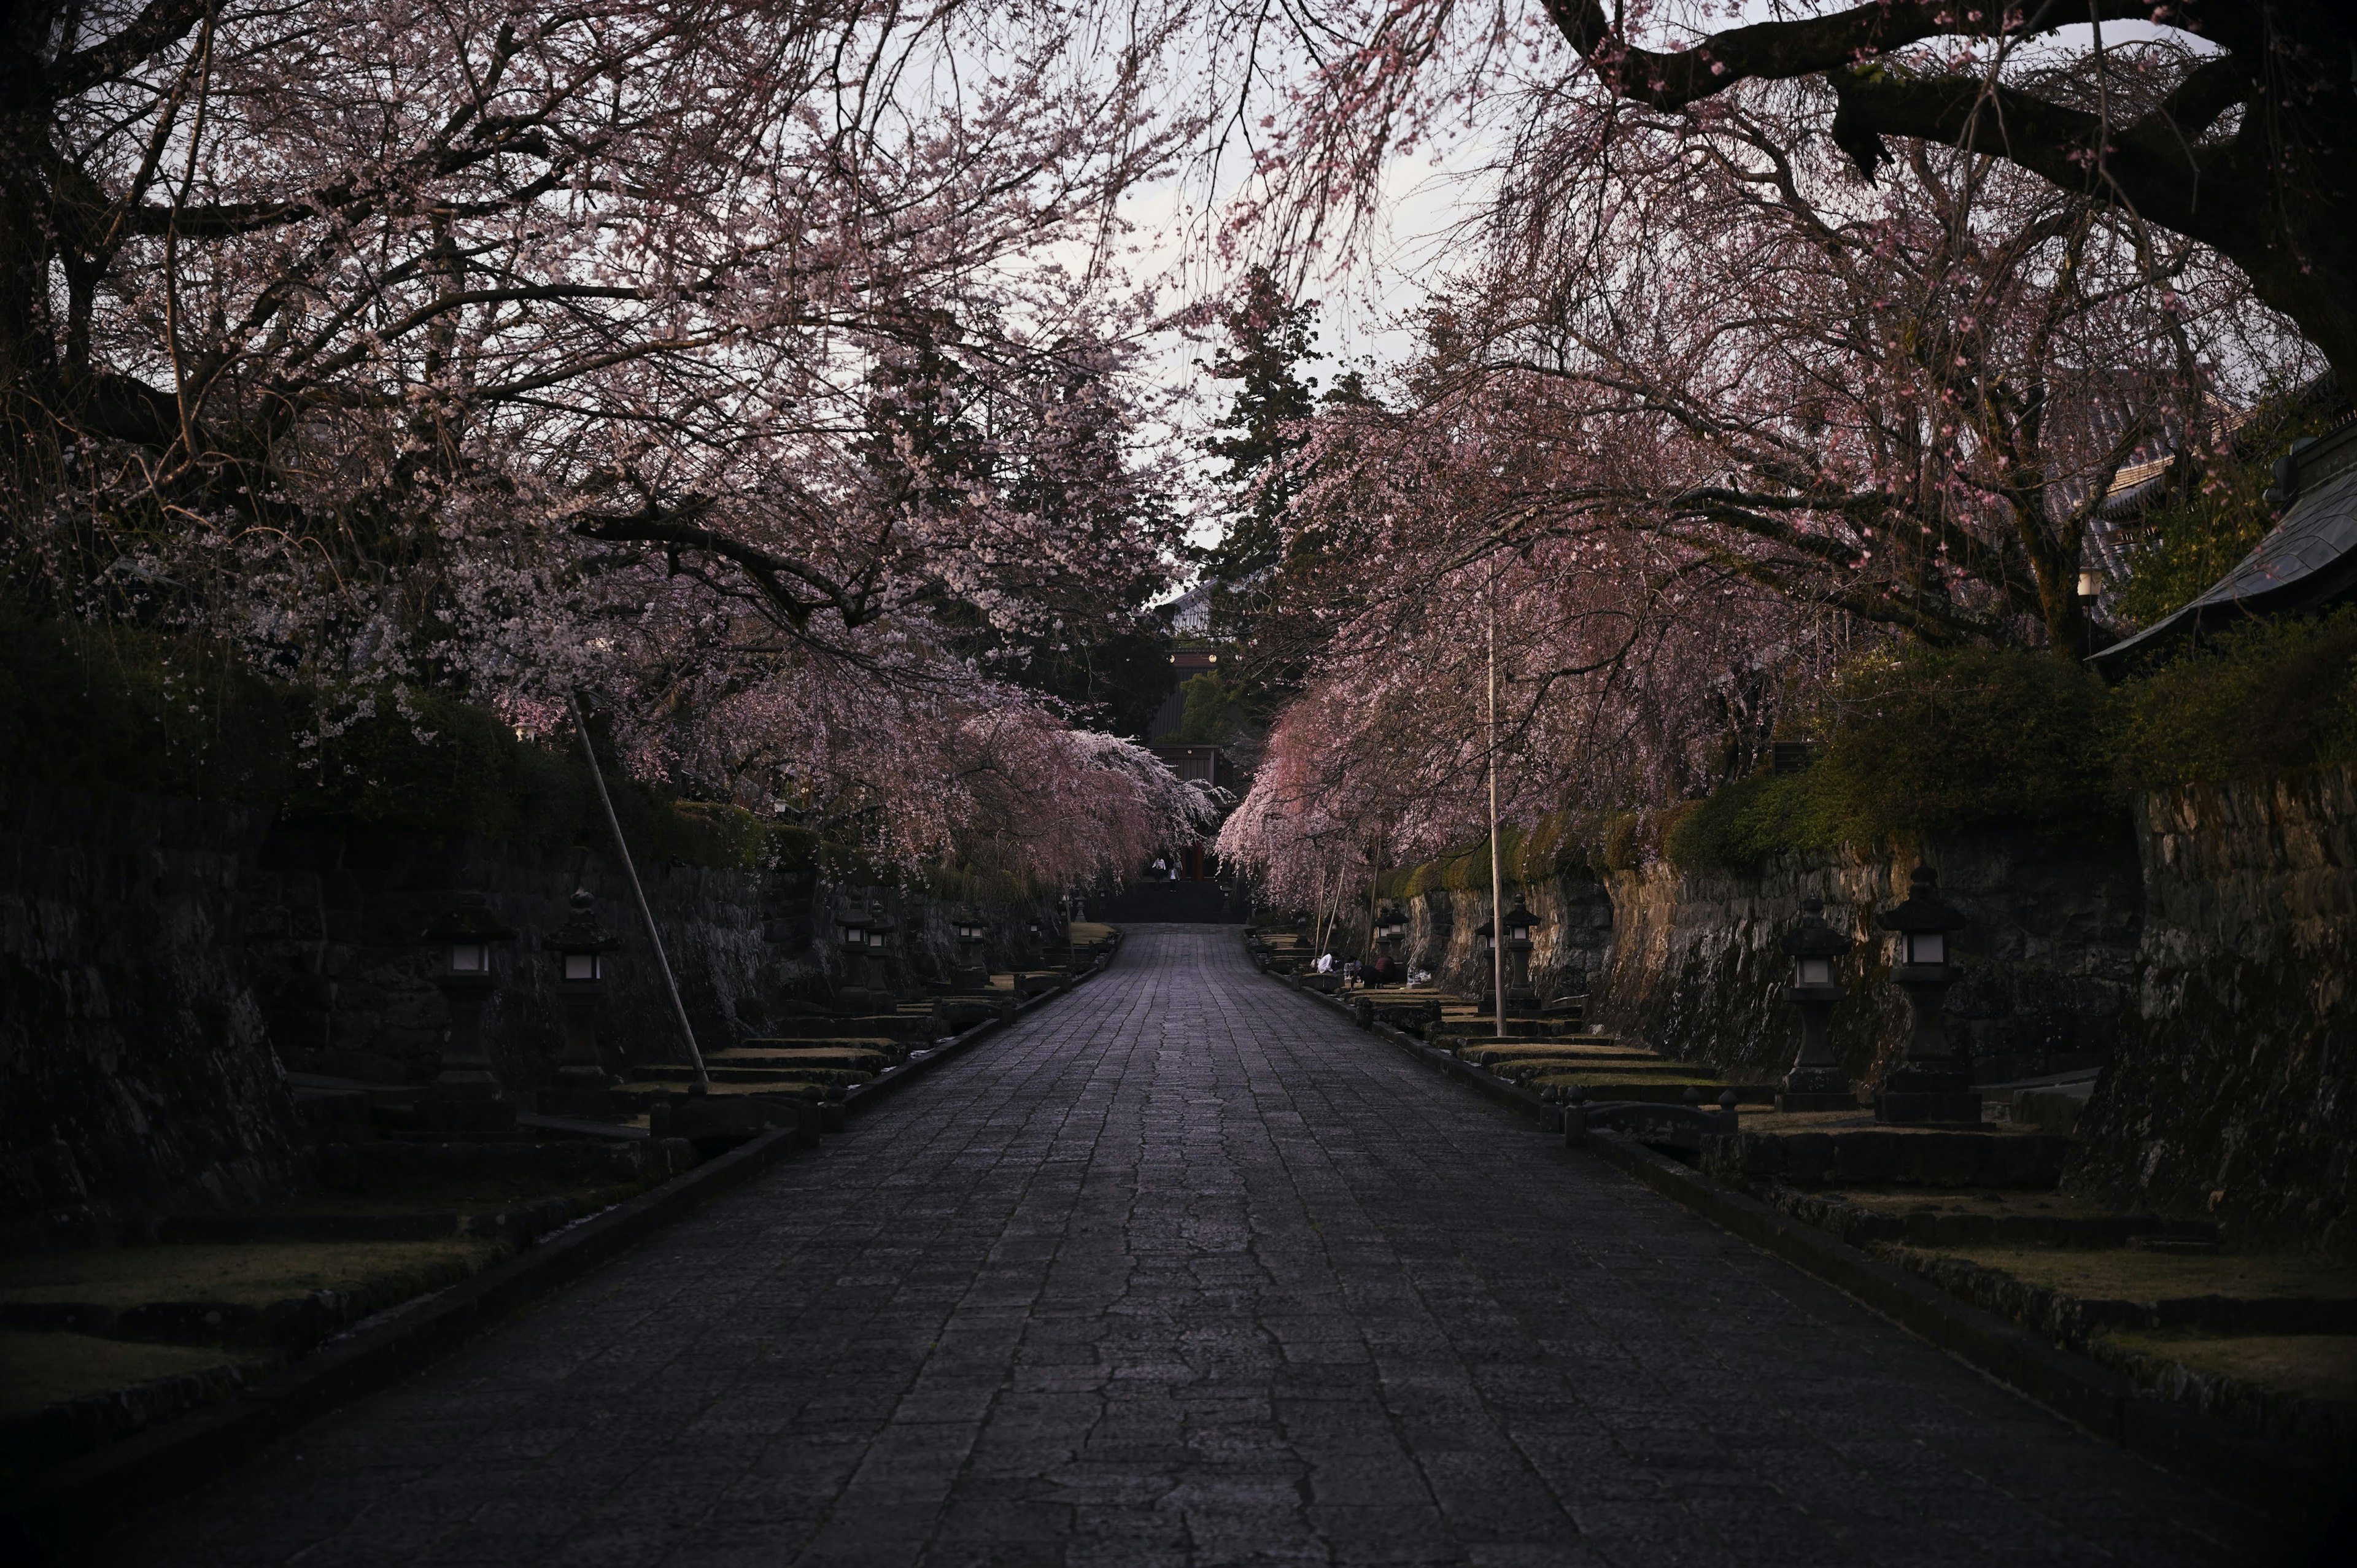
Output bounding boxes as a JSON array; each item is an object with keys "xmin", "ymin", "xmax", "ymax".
[
  {"xmin": 1668, "ymin": 616, "xmax": 2357, "ymax": 872},
  {"xmin": 1380, "ymin": 613, "xmax": 2357, "ymax": 886},
  {"xmin": 0, "ymin": 616, "xmax": 765, "ymax": 868},
  {"xmin": 1668, "ymin": 644, "xmax": 2120, "ymax": 871},
  {"xmin": 2108, "ymin": 606, "xmax": 2357, "ymax": 791}
]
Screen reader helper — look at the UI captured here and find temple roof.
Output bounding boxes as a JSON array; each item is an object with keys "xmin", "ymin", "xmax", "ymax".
[{"xmin": 2088, "ymin": 419, "xmax": 2357, "ymax": 672}]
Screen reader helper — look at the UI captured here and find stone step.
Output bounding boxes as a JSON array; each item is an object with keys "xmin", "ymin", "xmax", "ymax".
[
  {"xmin": 1702, "ymin": 1125, "xmax": 2073, "ymax": 1190},
  {"xmin": 611, "ymin": 1079, "xmax": 830, "ymax": 1110},
  {"xmin": 633, "ymin": 1063, "xmax": 872, "ymax": 1086},
  {"xmin": 760, "ymin": 1014, "xmax": 939, "ymax": 1043},
  {"xmin": 1763, "ymin": 1189, "xmax": 2223, "ymax": 1251},
  {"xmin": 1432, "ymin": 1019, "xmax": 1592, "ymax": 1040},
  {"xmin": 708, "ymin": 1052, "xmax": 891, "ymax": 1073},
  {"xmin": 727, "ymin": 1040, "xmax": 900, "ymax": 1062},
  {"xmin": 1530, "ymin": 1076, "xmax": 1765, "ymax": 1105},
  {"xmin": 1450, "ymin": 1040, "xmax": 1636, "ymax": 1060},
  {"xmin": 1476, "ymin": 1057, "xmax": 1695, "ymax": 1082}
]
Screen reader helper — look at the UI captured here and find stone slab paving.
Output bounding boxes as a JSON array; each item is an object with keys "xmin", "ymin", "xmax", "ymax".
[{"xmin": 106, "ymin": 929, "xmax": 2286, "ymax": 1567}]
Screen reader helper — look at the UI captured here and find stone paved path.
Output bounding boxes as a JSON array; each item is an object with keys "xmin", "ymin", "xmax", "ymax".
[{"xmin": 113, "ymin": 928, "xmax": 2285, "ymax": 1567}]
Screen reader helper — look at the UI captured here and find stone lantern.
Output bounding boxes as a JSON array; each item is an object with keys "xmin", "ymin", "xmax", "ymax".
[
  {"xmin": 834, "ymin": 903, "xmax": 873, "ymax": 1015},
  {"xmin": 1372, "ymin": 903, "xmax": 1406, "ymax": 981},
  {"xmin": 412, "ymin": 890, "xmax": 523, "ymax": 1140},
  {"xmin": 951, "ymin": 910, "xmax": 989, "ymax": 989},
  {"xmin": 543, "ymin": 887, "xmax": 621, "ymax": 1116},
  {"xmin": 1874, "ymin": 865, "xmax": 1980, "ymax": 1124},
  {"xmin": 1476, "ymin": 899, "xmax": 1538, "ymax": 1011},
  {"xmin": 864, "ymin": 903, "xmax": 897, "ymax": 996},
  {"xmin": 1501, "ymin": 897, "xmax": 1539, "ymax": 1008},
  {"xmin": 1776, "ymin": 897, "xmax": 1855, "ymax": 1112}
]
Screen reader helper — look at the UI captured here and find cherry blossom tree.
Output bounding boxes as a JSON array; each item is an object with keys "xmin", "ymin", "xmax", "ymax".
[
  {"xmin": 1215, "ymin": 362, "xmax": 1836, "ymax": 901},
  {"xmin": 1436, "ymin": 82, "xmax": 2313, "ymax": 655},
  {"xmin": 1210, "ymin": 0, "xmax": 2356, "ymax": 387},
  {"xmin": 2, "ymin": 0, "xmax": 1215, "ymax": 882},
  {"xmin": 1211, "ymin": 87, "xmax": 2305, "ymax": 893}
]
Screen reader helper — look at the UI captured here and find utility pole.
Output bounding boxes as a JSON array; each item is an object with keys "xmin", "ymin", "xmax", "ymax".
[
  {"xmin": 1488, "ymin": 591, "xmax": 1505, "ymax": 1040},
  {"xmin": 571, "ymin": 695, "xmax": 708, "ymax": 1092}
]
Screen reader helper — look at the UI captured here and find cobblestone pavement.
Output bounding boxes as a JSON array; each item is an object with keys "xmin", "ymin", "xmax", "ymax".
[{"xmin": 113, "ymin": 928, "xmax": 2286, "ymax": 1567}]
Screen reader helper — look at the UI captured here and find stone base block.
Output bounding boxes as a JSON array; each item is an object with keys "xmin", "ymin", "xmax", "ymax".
[
  {"xmin": 409, "ymin": 1092, "xmax": 522, "ymax": 1139},
  {"xmin": 1700, "ymin": 1127, "xmax": 2069, "ymax": 1188},
  {"xmin": 385, "ymin": 1126, "xmax": 533, "ymax": 1145},
  {"xmin": 1875, "ymin": 1089, "xmax": 1986, "ymax": 1125},
  {"xmin": 541, "ymin": 1079, "xmax": 613, "ymax": 1118}
]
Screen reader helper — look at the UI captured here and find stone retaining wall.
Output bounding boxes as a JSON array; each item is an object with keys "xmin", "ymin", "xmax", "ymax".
[
  {"xmin": 2068, "ymin": 765, "xmax": 2357, "ymax": 1249},
  {"xmin": 0, "ymin": 782, "xmax": 1058, "ymax": 1229},
  {"xmin": 1376, "ymin": 768, "xmax": 2357, "ymax": 1246},
  {"xmin": 1391, "ymin": 830, "xmax": 2142, "ymax": 1089},
  {"xmin": 0, "ymin": 788, "xmax": 302, "ymax": 1236},
  {"xmin": 1592, "ymin": 833, "xmax": 2142, "ymax": 1087}
]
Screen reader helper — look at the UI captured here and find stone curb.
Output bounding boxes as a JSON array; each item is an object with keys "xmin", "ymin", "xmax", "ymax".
[
  {"xmin": 1248, "ymin": 946, "xmax": 2340, "ymax": 1532},
  {"xmin": 843, "ymin": 935, "xmax": 1114, "ymax": 1114},
  {"xmin": 1583, "ymin": 1131, "xmax": 2343, "ymax": 1531},
  {"xmin": 0, "ymin": 937, "xmax": 1121, "ymax": 1562},
  {"xmin": 2, "ymin": 1118, "xmax": 803, "ymax": 1561},
  {"xmin": 1275, "ymin": 967, "xmax": 1550, "ymax": 1121}
]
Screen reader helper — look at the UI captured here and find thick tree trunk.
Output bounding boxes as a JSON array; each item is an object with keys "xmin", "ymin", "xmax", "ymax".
[{"xmin": 1544, "ymin": 0, "xmax": 2357, "ymax": 389}]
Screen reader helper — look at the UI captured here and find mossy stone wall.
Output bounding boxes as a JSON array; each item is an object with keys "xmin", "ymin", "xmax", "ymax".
[
  {"xmin": 1, "ymin": 788, "xmax": 304, "ymax": 1242},
  {"xmin": 2068, "ymin": 766, "xmax": 2357, "ymax": 1249},
  {"xmin": 1, "ymin": 784, "xmax": 1059, "ymax": 1230},
  {"xmin": 1391, "ymin": 831, "xmax": 2142, "ymax": 1085},
  {"xmin": 1399, "ymin": 876, "xmax": 1614, "ymax": 1000},
  {"xmin": 1593, "ymin": 835, "xmax": 2140, "ymax": 1084}
]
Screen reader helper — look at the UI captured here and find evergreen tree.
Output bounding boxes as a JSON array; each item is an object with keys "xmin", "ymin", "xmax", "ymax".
[
  {"xmin": 1198, "ymin": 268, "xmax": 1322, "ymax": 588},
  {"xmin": 1193, "ymin": 271, "xmax": 1380, "ymax": 711}
]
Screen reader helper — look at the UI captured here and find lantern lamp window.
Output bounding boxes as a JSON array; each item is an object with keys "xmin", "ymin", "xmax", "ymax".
[
  {"xmin": 1798, "ymin": 956, "xmax": 1833, "ymax": 985},
  {"xmin": 1907, "ymin": 931, "xmax": 1945, "ymax": 965},
  {"xmin": 563, "ymin": 951, "xmax": 600, "ymax": 982},
  {"xmin": 451, "ymin": 943, "xmax": 490, "ymax": 974}
]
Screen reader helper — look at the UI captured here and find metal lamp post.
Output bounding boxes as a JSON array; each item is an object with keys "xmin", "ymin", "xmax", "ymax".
[
  {"xmin": 1874, "ymin": 866, "xmax": 1980, "ymax": 1125},
  {"xmin": 1776, "ymin": 897, "xmax": 1855, "ymax": 1112},
  {"xmin": 1474, "ymin": 913, "xmax": 1500, "ymax": 1020},
  {"xmin": 413, "ymin": 891, "xmax": 523, "ymax": 1139},
  {"xmin": 544, "ymin": 887, "xmax": 622, "ymax": 1116}
]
